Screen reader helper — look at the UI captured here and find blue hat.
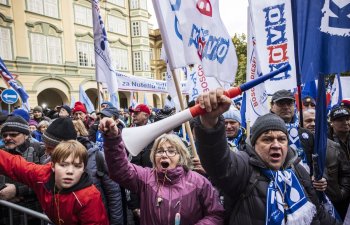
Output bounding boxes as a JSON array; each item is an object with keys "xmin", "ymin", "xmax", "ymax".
[
  {"xmin": 223, "ymin": 106, "xmax": 241, "ymax": 124},
  {"xmin": 101, "ymin": 101, "xmax": 114, "ymax": 108},
  {"xmin": 11, "ymin": 109, "xmax": 30, "ymax": 122}
]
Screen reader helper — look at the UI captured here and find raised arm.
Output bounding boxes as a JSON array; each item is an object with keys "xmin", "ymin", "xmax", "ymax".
[
  {"xmin": 194, "ymin": 88, "xmax": 251, "ymax": 197},
  {"xmin": 99, "ymin": 117, "xmax": 148, "ymax": 194},
  {"xmin": 0, "ymin": 149, "xmax": 45, "ymax": 189}
]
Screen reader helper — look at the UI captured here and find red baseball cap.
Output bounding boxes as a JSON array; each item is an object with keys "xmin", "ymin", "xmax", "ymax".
[{"xmin": 130, "ymin": 104, "xmax": 151, "ymax": 115}]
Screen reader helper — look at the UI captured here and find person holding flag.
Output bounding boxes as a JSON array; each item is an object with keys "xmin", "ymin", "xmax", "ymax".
[{"xmin": 193, "ymin": 88, "xmax": 339, "ymax": 225}]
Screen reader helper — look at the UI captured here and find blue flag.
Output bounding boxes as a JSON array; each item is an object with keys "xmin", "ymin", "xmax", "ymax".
[
  {"xmin": 0, "ymin": 58, "xmax": 29, "ymax": 109},
  {"xmin": 79, "ymin": 85, "xmax": 95, "ymax": 113},
  {"xmin": 110, "ymin": 92, "xmax": 120, "ymax": 110},
  {"xmin": 302, "ymin": 80, "xmax": 317, "ymax": 100},
  {"xmin": 314, "ymin": 76, "xmax": 327, "ymax": 181},
  {"xmin": 293, "ymin": 0, "xmax": 350, "ymax": 82}
]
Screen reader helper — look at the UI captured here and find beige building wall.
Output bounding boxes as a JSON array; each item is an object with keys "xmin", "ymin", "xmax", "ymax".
[{"xmin": 0, "ymin": 0, "xmax": 164, "ymax": 112}]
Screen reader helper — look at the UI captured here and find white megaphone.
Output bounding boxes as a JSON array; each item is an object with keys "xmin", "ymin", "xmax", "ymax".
[{"xmin": 122, "ymin": 64, "xmax": 291, "ymax": 156}]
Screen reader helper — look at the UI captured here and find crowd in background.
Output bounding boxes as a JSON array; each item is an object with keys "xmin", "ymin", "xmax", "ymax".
[{"xmin": 0, "ymin": 88, "xmax": 349, "ymax": 224}]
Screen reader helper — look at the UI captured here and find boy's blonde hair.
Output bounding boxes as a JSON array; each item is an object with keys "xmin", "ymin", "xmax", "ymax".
[
  {"xmin": 51, "ymin": 140, "xmax": 87, "ymax": 166},
  {"xmin": 150, "ymin": 134, "xmax": 192, "ymax": 171}
]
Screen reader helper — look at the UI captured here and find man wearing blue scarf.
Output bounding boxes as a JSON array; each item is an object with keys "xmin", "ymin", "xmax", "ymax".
[
  {"xmin": 223, "ymin": 106, "xmax": 246, "ymax": 152},
  {"xmin": 194, "ymin": 88, "xmax": 339, "ymax": 225}
]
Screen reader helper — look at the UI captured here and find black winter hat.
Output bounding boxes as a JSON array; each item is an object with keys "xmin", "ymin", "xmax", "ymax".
[
  {"xmin": 154, "ymin": 106, "xmax": 175, "ymax": 122},
  {"xmin": 58, "ymin": 105, "xmax": 71, "ymax": 115},
  {"xmin": 1, "ymin": 116, "xmax": 30, "ymax": 135},
  {"xmin": 250, "ymin": 113, "xmax": 288, "ymax": 146},
  {"xmin": 42, "ymin": 118, "xmax": 77, "ymax": 148}
]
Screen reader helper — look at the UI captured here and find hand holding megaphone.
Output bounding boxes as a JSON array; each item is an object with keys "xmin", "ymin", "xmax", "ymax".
[{"xmin": 122, "ymin": 64, "xmax": 291, "ymax": 156}]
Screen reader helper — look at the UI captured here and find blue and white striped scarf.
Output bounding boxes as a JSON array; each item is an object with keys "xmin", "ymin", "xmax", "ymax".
[{"xmin": 261, "ymin": 169, "xmax": 316, "ymax": 225}]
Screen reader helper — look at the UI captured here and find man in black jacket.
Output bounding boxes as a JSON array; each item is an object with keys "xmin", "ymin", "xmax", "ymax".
[{"xmin": 194, "ymin": 88, "xmax": 339, "ymax": 225}]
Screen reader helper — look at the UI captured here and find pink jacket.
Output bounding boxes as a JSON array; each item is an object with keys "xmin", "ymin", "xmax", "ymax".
[{"xmin": 104, "ymin": 135, "xmax": 224, "ymax": 225}]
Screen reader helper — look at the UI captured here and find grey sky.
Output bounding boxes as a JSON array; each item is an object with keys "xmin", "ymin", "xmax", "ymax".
[{"xmin": 148, "ymin": 1, "xmax": 248, "ymax": 36}]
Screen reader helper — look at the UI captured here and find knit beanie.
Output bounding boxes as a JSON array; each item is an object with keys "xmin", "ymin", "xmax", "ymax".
[
  {"xmin": 223, "ymin": 106, "xmax": 241, "ymax": 124},
  {"xmin": 11, "ymin": 108, "xmax": 30, "ymax": 122},
  {"xmin": 59, "ymin": 104, "xmax": 72, "ymax": 115},
  {"xmin": 101, "ymin": 101, "xmax": 114, "ymax": 108},
  {"xmin": 154, "ymin": 106, "xmax": 175, "ymax": 122},
  {"xmin": 33, "ymin": 106, "xmax": 43, "ymax": 113},
  {"xmin": 250, "ymin": 113, "xmax": 288, "ymax": 146},
  {"xmin": 72, "ymin": 102, "xmax": 87, "ymax": 114},
  {"xmin": 42, "ymin": 118, "xmax": 77, "ymax": 148},
  {"xmin": 1, "ymin": 116, "xmax": 30, "ymax": 135},
  {"xmin": 28, "ymin": 119, "xmax": 38, "ymax": 127}
]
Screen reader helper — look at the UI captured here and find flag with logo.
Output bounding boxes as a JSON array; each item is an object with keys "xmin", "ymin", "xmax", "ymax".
[
  {"xmin": 249, "ymin": 0, "xmax": 297, "ymax": 93},
  {"xmin": 130, "ymin": 92, "xmax": 137, "ymax": 109},
  {"xmin": 92, "ymin": 0, "xmax": 118, "ymax": 94},
  {"xmin": 110, "ymin": 92, "xmax": 120, "ymax": 109},
  {"xmin": 330, "ymin": 73, "xmax": 343, "ymax": 108},
  {"xmin": 293, "ymin": 0, "xmax": 350, "ymax": 82},
  {"xmin": 153, "ymin": 0, "xmax": 238, "ymax": 84},
  {"xmin": 0, "ymin": 58, "xmax": 29, "ymax": 110},
  {"xmin": 79, "ymin": 85, "xmax": 95, "ymax": 113},
  {"xmin": 246, "ymin": 12, "xmax": 269, "ymax": 125}
]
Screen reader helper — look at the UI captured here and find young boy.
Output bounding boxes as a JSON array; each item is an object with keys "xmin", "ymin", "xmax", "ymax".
[{"xmin": 0, "ymin": 140, "xmax": 109, "ymax": 225}]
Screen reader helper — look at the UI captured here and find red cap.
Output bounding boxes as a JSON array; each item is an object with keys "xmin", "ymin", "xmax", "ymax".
[
  {"xmin": 72, "ymin": 102, "xmax": 87, "ymax": 114},
  {"xmin": 341, "ymin": 99, "xmax": 350, "ymax": 107},
  {"xmin": 130, "ymin": 104, "xmax": 150, "ymax": 115}
]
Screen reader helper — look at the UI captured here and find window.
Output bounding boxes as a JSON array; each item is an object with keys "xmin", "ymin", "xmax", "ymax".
[
  {"xmin": 110, "ymin": 48, "xmax": 128, "ymax": 71},
  {"xmin": 27, "ymin": 0, "xmax": 59, "ymax": 18},
  {"xmin": 108, "ymin": 0, "xmax": 124, "ymax": 7},
  {"xmin": 108, "ymin": 16, "xmax": 127, "ymax": 35},
  {"xmin": 77, "ymin": 42, "xmax": 95, "ymax": 67},
  {"xmin": 150, "ymin": 72, "xmax": 155, "ymax": 79},
  {"xmin": 150, "ymin": 48, "xmax": 154, "ymax": 60},
  {"xmin": 162, "ymin": 72, "xmax": 167, "ymax": 80},
  {"xmin": 0, "ymin": 27, "xmax": 12, "ymax": 60},
  {"xmin": 74, "ymin": 5, "xmax": 92, "ymax": 27},
  {"xmin": 131, "ymin": 21, "xmax": 140, "ymax": 37},
  {"xmin": 31, "ymin": 33, "xmax": 62, "ymax": 64},
  {"xmin": 133, "ymin": 52, "xmax": 142, "ymax": 71},
  {"xmin": 130, "ymin": 0, "xmax": 138, "ymax": 9},
  {"xmin": 139, "ymin": 0, "xmax": 147, "ymax": 10},
  {"xmin": 142, "ymin": 51, "xmax": 150, "ymax": 71},
  {"xmin": 0, "ymin": 0, "xmax": 8, "ymax": 5},
  {"xmin": 140, "ymin": 21, "xmax": 148, "ymax": 37}
]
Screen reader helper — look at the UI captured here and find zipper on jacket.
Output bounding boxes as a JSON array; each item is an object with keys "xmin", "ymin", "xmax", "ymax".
[{"xmin": 168, "ymin": 186, "xmax": 172, "ymax": 225}]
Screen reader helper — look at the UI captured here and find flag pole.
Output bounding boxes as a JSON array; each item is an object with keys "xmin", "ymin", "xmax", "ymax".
[
  {"xmin": 290, "ymin": 0, "xmax": 303, "ymax": 127},
  {"xmin": 152, "ymin": 0, "xmax": 198, "ymax": 157},
  {"xmin": 97, "ymin": 82, "xmax": 102, "ymax": 112},
  {"xmin": 171, "ymin": 69, "xmax": 198, "ymax": 158}
]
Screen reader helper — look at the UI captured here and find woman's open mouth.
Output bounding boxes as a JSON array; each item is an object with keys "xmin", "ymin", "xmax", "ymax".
[
  {"xmin": 270, "ymin": 152, "xmax": 282, "ymax": 161},
  {"xmin": 161, "ymin": 161, "xmax": 169, "ymax": 168}
]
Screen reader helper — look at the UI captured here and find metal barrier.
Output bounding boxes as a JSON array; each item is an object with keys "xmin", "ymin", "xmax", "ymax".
[{"xmin": 0, "ymin": 200, "xmax": 52, "ymax": 225}]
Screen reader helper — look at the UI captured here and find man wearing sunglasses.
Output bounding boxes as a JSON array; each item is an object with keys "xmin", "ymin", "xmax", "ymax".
[{"xmin": 0, "ymin": 116, "xmax": 45, "ymax": 225}]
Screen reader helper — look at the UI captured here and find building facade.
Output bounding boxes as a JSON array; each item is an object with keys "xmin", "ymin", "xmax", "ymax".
[{"xmin": 0, "ymin": 0, "xmax": 164, "ymax": 112}]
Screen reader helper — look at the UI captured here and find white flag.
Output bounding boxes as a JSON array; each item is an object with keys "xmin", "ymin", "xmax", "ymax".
[
  {"xmin": 92, "ymin": 0, "xmax": 118, "ymax": 94},
  {"xmin": 246, "ymin": 10, "xmax": 269, "ymax": 126},
  {"xmin": 153, "ymin": 0, "xmax": 238, "ymax": 84},
  {"xmin": 249, "ymin": 0, "xmax": 297, "ymax": 94}
]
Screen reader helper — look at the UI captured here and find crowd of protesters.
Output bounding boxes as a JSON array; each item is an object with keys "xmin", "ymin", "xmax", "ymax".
[{"xmin": 0, "ymin": 88, "xmax": 349, "ymax": 224}]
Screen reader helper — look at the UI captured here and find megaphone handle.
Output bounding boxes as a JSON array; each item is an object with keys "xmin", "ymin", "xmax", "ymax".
[{"xmin": 189, "ymin": 87, "xmax": 242, "ymax": 117}]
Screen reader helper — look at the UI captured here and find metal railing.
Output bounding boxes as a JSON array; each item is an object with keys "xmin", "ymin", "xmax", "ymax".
[{"xmin": 0, "ymin": 200, "xmax": 52, "ymax": 225}]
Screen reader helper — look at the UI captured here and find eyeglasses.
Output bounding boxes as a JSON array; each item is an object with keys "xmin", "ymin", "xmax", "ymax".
[
  {"xmin": 2, "ymin": 132, "xmax": 21, "ymax": 139},
  {"xmin": 275, "ymin": 100, "xmax": 295, "ymax": 107},
  {"xmin": 155, "ymin": 148, "xmax": 178, "ymax": 157}
]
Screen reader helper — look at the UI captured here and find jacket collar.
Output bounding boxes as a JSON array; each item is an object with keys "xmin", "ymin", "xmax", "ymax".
[
  {"xmin": 155, "ymin": 166, "xmax": 184, "ymax": 185},
  {"xmin": 44, "ymin": 170, "xmax": 93, "ymax": 194}
]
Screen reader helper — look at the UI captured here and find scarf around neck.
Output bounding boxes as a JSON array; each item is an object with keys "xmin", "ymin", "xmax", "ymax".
[{"xmin": 261, "ymin": 168, "xmax": 316, "ymax": 225}]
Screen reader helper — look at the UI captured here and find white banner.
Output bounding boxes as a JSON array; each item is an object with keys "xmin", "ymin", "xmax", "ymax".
[
  {"xmin": 186, "ymin": 64, "xmax": 229, "ymax": 102},
  {"xmin": 340, "ymin": 77, "xmax": 350, "ymax": 99},
  {"xmin": 92, "ymin": 0, "xmax": 118, "ymax": 94},
  {"xmin": 249, "ymin": 0, "xmax": 297, "ymax": 94},
  {"xmin": 246, "ymin": 11, "xmax": 269, "ymax": 126},
  {"xmin": 115, "ymin": 71, "xmax": 187, "ymax": 94}
]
